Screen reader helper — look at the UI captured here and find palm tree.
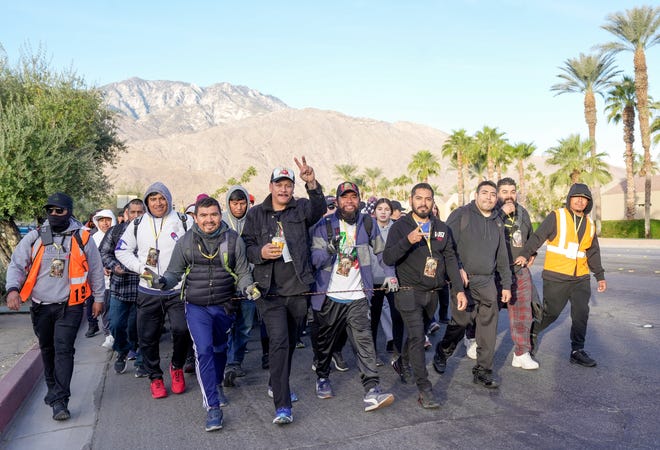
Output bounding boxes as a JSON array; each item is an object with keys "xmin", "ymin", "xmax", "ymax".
[
  {"xmin": 474, "ymin": 126, "xmax": 506, "ymax": 180},
  {"xmin": 407, "ymin": 150, "xmax": 440, "ymax": 183},
  {"xmin": 605, "ymin": 76, "xmax": 638, "ymax": 219},
  {"xmin": 546, "ymin": 134, "xmax": 612, "ymax": 188},
  {"xmin": 334, "ymin": 164, "xmax": 358, "ymax": 183},
  {"xmin": 601, "ymin": 5, "xmax": 660, "ymax": 237},
  {"xmin": 551, "ymin": 51, "xmax": 620, "ymax": 232},
  {"xmin": 363, "ymin": 167, "xmax": 383, "ymax": 197},
  {"xmin": 390, "ymin": 175, "xmax": 413, "ymax": 199},
  {"xmin": 507, "ymin": 142, "xmax": 536, "ymax": 206},
  {"xmin": 442, "ymin": 129, "xmax": 474, "ymax": 206},
  {"xmin": 467, "ymin": 151, "xmax": 488, "ymax": 182}
]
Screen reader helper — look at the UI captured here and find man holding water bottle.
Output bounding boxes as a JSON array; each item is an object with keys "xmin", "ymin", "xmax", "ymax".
[{"xmin": 242, "ymin": 156, "xmax": 326, "ymax": 425}]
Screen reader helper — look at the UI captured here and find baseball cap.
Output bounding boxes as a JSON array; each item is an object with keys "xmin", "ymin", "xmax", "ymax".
[
  {"xmin": 336, "ymin": 182, "xmax": 360, "ymax": 198},
  {"xmin": 44, "ymin": 192, "xmax": 73, "ymax": 211},
  {"xmin": 391, "ymin": 200, "xmax": 406, "ymax": 212},
  {"xmin": 270, "ymin": 167, "xmax": 295, "ymax": 183}
]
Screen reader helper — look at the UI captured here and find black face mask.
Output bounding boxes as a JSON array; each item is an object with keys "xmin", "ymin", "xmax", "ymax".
[{"xmin": 48, "ymin": 213, "xmax": 71, "ymax": 232}]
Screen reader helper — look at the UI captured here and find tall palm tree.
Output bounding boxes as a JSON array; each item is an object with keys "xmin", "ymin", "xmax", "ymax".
[
  {"xmin": 334, "ymin": 164, "xmax": 358, "ymax": 183},
  {"xmin": 474, "ymin": 126, "xmax": 506, "ymax": 181},
  {"xmin": 407, "ymin": 150, "xmax": 440, "ymax": 183},
  {"xmin": 467, "ymin": 150, "xmax": 488, "ymax": 182},
  {"xmin": 546, "ymin": 134, "xmax": 612, "ymax": 188},
  {"xmin": 363, "ymin": 167, "xmax": 383, "ymax": 197},
  {"xmin": 605, "ymin": 75, "xmax": 638, "ymax": 219},
  {"xmin": 507, "ymin": 142, "xmax": 536, "ymax": 206},
  {"xmin": 601, "ymin": 5, "xmax": 660, "ymax": 238},
  {"xmin": 441, "ymin": 129, "xmax": 474, "ymax": 205},
  {"xmin": 551, "ymin": 51, "xmax": 620, "ymax": 232}
]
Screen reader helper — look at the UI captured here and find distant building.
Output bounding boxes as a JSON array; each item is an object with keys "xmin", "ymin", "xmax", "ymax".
[{"xmin": 601, "ymin": 175, "xmax": 660, "ymax": 220}]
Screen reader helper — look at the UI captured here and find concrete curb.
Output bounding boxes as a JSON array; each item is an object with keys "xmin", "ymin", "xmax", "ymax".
[{"xmin": 0, "ymin": 343, "xmax": 42, "ymax": 434}]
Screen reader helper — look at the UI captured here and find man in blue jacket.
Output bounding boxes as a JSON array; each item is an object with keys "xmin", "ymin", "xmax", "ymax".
[{"xmin": 310, "ymin": 182, "xmax": 397, "ymax": 412}]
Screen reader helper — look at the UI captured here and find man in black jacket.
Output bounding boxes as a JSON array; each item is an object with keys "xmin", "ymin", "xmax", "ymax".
[
  {"xmin": 242, "ymin": 156, "xmax": 326, "ymax": 425},
  {"xmin": 383, "ymin": 183, "xmax": 466, "ymax": 409}
]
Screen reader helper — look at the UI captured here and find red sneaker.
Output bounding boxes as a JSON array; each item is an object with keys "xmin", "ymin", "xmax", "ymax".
[
  {"xmin": 170, "ymin": 365, "xmax": 186, "ymax": 394},
  {"xmin": 150, "ymin": 378, "xmax": 168, "ymax": 399}
]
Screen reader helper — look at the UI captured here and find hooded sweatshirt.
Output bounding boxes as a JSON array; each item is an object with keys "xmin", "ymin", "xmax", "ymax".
[
  {"xmin": 223, "ymin": 185, "xmax": 250, "ymax": 236},
  {"xmin": 519, "ymin": 183, "xmax": 604, "ymax": 282},
  {"xmin": 92, "ymin": 209, "xmax": 117, "ymax": 288},
  {"xmin": 115, "ymin": 181, "xmax": 192, "ymax": 294}
]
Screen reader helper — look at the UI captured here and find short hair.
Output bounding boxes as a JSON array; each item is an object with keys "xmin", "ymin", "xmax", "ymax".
[
  {"xmin": 228, "ymin": 190, "xmax": 248, "ymax": 202},
  {"xmin": 476, "ymin": 180, "xmax": 497, "ymax": 192},
  {"xmin": 496, "ymin": 177, "xmax": 517, "ymax": 190},
  {"xmin": 195, "ymin": 196, "xmax": 222, "ymax": 215},
  {"xmin": 374, "ymin": 197, "xmax": 393, "ymax": 212},
  {"xmin": 125, "ymin": 198, "xmax": 144, "ymax": 210},
  {"xmin": 411, "ymin": 182, "xmax": 434, "ymax": 197}
]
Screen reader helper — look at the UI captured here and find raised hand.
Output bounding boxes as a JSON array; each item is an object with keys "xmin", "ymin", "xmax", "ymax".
[{"xmin": 294, "ymin": 156, "xmax": 317, "ymax": 188}]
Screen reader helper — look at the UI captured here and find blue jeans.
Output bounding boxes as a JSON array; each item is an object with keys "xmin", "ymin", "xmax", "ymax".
[
  {"xmin": 227, "ymin": 300, "xmax": 256, "ymax": 367},
  {"xmin": 109, "ymin": 294, "xmax": 138, "ymax": 356}
]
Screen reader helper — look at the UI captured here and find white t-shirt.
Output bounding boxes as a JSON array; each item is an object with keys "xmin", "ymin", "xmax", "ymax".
[{"xmin": 327, "ymin": 222, "xmax": 364, "ymax": 301}]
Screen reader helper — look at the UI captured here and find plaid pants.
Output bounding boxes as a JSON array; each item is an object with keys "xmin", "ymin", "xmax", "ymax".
[{"xmin": 507, "ymin": 267, "xmax": 533, "ymax": 355}]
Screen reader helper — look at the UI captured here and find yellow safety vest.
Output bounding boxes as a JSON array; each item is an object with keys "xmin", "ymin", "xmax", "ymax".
[{"xmin": 544, "ymin": 208, "xmax": 594, "ymax": 277}]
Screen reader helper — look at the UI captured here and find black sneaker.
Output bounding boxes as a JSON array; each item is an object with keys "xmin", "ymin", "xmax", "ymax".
[
  {"xmin": 570, "ymin": 349, "xmax": 597, "ymax": 367},
  {"xmin": 134, "ymin": 364, "xmax": 148, "ymax": 378},
  {"xmin": 223, "ymin": 368, "xmax": 237, "ymax": 387},
  {"xmin": 184, "ymin": 355, "xmax": 195, "ymax": 373},
  {"xmin": 114, "ymin": 353, "xmax": 128, "ymax": 374},
  {"xmin": 433, "ymin": 349, "xmax": 447, "ymax": 374},
  {"xmin": 332, "ymin": 352, "xmax": 349, "ymax": 372},
  {"xmin": 418, "ymin": 390, "xmax": 440, "ymax": 409},
  {"xmin": 52, "ymin": 400, "xmax": 70, "ymax": 421},
  {"xmin": 472, "ymin": 366, "xmax": 499, "ymax": 389},
  {"xmin": 85, "ymin": 324, "xmax": 99, "ymax": 338}
]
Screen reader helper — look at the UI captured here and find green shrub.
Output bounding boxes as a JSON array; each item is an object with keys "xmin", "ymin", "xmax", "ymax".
[{"xmin": 600, "ymin": 219, "xmax": 660, "ymax": 238}]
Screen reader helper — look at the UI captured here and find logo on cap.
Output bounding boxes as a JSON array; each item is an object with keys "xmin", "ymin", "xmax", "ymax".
[
  {"xmin": 336, "ymin": 182, "xmax": 360, "ymax": 198},
  {"xmin": 271, "ymin": 167, "xmax": 295, "ymax": 183}
]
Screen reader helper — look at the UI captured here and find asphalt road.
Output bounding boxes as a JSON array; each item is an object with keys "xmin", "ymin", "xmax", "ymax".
[{"xmin": 2, "ymin": 243, "xmax": 659, "ymax": 450}]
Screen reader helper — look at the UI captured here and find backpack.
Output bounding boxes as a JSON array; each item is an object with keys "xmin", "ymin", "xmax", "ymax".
[{"xmin": 325, "ymin": 213, "xmax": 373, "ymax": 243}]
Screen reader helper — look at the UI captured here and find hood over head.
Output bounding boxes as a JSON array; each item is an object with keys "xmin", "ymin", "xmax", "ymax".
[
  {"xmin": 223, "ymin": 185, "xmax": 250, "ymax": 234},
  {"xmin": 143, "ymin": 181, "xmax": 173, "ymax": 217},
  {"xmin": 566, "ymin": 183, "xmax": 593, "ymax": 215},
  {"xmin": 92, "ymin": 209, "xmax": 117, "ymax": 229}
]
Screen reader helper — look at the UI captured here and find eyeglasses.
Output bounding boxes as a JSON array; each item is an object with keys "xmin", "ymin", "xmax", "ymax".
[{"xmin": 46, "ymin": 207, "xmax": 67, "ymax": 215}]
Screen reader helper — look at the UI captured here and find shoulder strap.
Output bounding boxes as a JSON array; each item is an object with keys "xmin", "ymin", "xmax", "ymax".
[
  {"xmin": 362, "ymin": 213, "xmax": 373, "ymax": 240},
  {"xmin": 178, "ymin": 212, "xmax": 188, "ymax": 232},
  {"xmin": 133, "ymin": 216, "xmax": 143, "ymax": 240},
  {"xmin": 324, "ymin": 216, "xmax": 334, "ymax": 243},
  {"xmin": 221, "ymin": 232, "xmax": 238, "ymax": 284}
]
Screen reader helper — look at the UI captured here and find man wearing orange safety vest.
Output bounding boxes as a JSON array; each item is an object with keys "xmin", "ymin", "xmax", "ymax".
[
  {"xmin": 514, "ymin": 183, "xmax": 607, "ymax": 367},
  {"xmin": 5, "ymin": 192, "xmax": 105, "ymax": 421}
]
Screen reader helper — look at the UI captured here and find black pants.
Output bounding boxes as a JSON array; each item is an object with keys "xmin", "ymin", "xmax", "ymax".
[
  {"xmin": 370, "ymin": 288, "xmax": 404, "ymax": 354},
  {"xmin": 316, "ymin": 297, "xmax": 380, "ymax": 392},
  {"xmin": 30, "ymin": 302, "xmax": 83, "ymax": 406},
  {"xmin": 537, "ymin": 277, "xmax": 591, "ymax": 351},
  {"xmin": 310, "ymin": 310, "xmax": 347, "ymax": 362},
  {"xmin": 136, "ymin": 292, "xmax": 191, "ymax": 380},
  {"xmin": 440, "ymin": 275, "xmax": 499, "ymax": 370},
  {"xmin": 394, "ymin": 289, "xmax": 438, "ymax": 392},
  {"xmin": 256, "ymin": 295, "xmax": 308, "ymax": 410}
]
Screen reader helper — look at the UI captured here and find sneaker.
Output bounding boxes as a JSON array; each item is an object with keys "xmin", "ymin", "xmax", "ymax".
[
  {"xmin": 261, "ymin": 354, "xmax": 269, "ymax": 370},
  {"xmin": 114, "ymin": 353, "xmax": 128, "ymax": 374},
  {"xmin": 216, "ymin": 385, "xmax": 229, "ymax": 407},
  {"xmin": 315, "ymin": 378, "xmax": 334, "ymax": 399},
  {"xmin": 101, "ymin": 335, "xmax": 114, "ymax": 350},
  {"xmin": 427, "ymin": 321, "xmax": 441, "ymax": 335},
  {"xmin": 332, "ymin": 352, "xmax": 349, "ymax": 372},
  {"xmin": 85, "ymin": 324, "xmax": 99, "ymax": 338},
  {"xmin": 272, "ymin": 407, "xmax": 293, "ymax": 425},
  {"xmin": 570, "ymin": 349, "xmax": 597, "ymax": 367},
  {"xmin": 363, "ymin": 386, "xmax": 394, "ymax": 412},
  {"xmin": 150, "ymin": 378, "xmax": 168, "ymax": 399},
  {"xmin": 223, "ymin": 368, "xmax": 237, "ymax": 387},
  {"xmin": 267, "ymin": 386, "xmax": 298, "ymax": 402},
  {"xmin": 512, "ymin": 352, "xmax": 539, "ymax": 370},
  {"xmin": 418, "ymin": 390, "xmax": 440, "ymax": 409},
  {"xmin": 184, "ymin": 355, "xmax": 195, "ymax": 373},
  {"xmin": 205, "ymin": 407, "xmax": 223, "ymax": 432},
  {"xmin": 464, "ymin": 337, "xmax": 477, "ymax": 360},
  {"xmin": 391, "ymin": 356, "xmax": 412, "ymax": 384},
  {"xmin": 432, "ymin": 348, "xmax": 447, "ymax": 374},
  {"xmin": 375, "ymin": 357, "xmax": 384, "ymax": 367},
  {"xmin": 127, "ymin": 350, "xmax": 138, "ymax": 361},
  {"xmin": 52, "ymin": 400, "xmax": 70, "ymax": 420},
  {"xmin": 296, "ymin": 339, "xmax": 306, "ymax": 349},
  {"xmin": 311, "ymin": 359, "xmax": 318, "ymax": 372},
  {"xmin": 472, "ymin": 366, "xmax": 499, "ymax": 389},
  {"xmin": 135, "ymin": 365, "xmax": 148, "ymax": 378},
  {"xmin": 170, "ymin": 365, "xmax": 186, "ymax": 394},
  {"xmin": 229, "ymin": 364, "xmax": 246, "ymax": 377},
  {"xmin": 424, "ymin": 335, "xmax": 432, "ymax": 350}
]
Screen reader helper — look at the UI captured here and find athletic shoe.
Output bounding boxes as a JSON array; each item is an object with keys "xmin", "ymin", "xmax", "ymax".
[
  {"xmin": 296, "ymin": 339, "xmax": 306, "ymax": 349},
  {"xmin": 184, "ymin": 355, "xmax": 195, "ymax": 373},
  {"xmin": 464, "ymin": 337, "xmax": 477, "ymax": 360},
  {"xmin": 418, "ymin": 390, "xmax": 440, "ymax": 409},
  {"xmin": 272, "ymin": 407, "xmax": 293, "ymax": 425},
  {"xmin": 170, "ymin": 365, "xmax": 186, "ymax": 394},
  {"xmin": 101, "ymin": 335, "xmax": 115, "ymax": 350},
  {"xmin": 424, "ymin": 335, "xmax": 432, "ymax": 350},
  {"xmin": 375, "ymin": 357, "xmax": 384, "ymax": 367},
  {"xmin": 472, "ymin": 366, "xmax": 499, "ymax": 389},
  {"xmin": 228, "ymin": 364, "xmax": 246, "ymax": 377},
  {"xmin": 332, "ymin": 352, "xmax": 349, "ymax": 372},
  {"xmin": 311, "ymin": 359, "xmax": 318, "ymax": 372},
  {"xmin": 127, "ymin": 350, "xmax": 138, "ymax": 361},
  {"xmin": 268, "ymin": 386, "xmax": 298, "ymax": 402},
  {"xmin": 570, "ymin": 349, "xmax": 597, "ymax": 367},
  {"xmin": 432, "ymin": 348, "xmax": 447, "ymax": 374},
  {"xmin": 114, "ymin": 353, "xmax": 128, "ymax": 374},
  {"xmin": 223, "ymin": 368, "xmax": 238, "ymax": 387},
  {"xmin": 85, "ymin": 324, "xmax": 99, "ymax": 338},
  {"xmin": 512, "ymin": 352, "xmax": 539, "ymax": 370},
  {"xmin": 150, "ymin": 378, "xmax": 168, "ymax": 399},
  {"xmin": 316, "ymin": 378, "xmax": 334, "ymax": 399},
  {"xmin": 216, "ymin": 385, "xmax": 229, "ymax": 407},
  {"xmin": 363, "ymin": 386, "xmax": 394, "ymax": 412},
  {"xmin": 427, "ymin": 321, "xmax": 441, "ymax": 335},
  {"xmin": 134, "ymin": 365, "xmax": 148, "ymax": 378},
  {"xmin": 205, "ymin": 407, "xmax": 223, "ymax": 432},
  {"xmin": 52, "ymin": 400, "xmax": 71, "ymax": 420}
]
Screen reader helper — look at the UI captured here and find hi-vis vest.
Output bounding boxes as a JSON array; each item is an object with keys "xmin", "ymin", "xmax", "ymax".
[
  {"xmin": 544, "ymin": 208, "xmax": 594, "ymax": 277},
  {"xmin": 20, "ymin": 229, "xmax": 92, "ymax": 305}
]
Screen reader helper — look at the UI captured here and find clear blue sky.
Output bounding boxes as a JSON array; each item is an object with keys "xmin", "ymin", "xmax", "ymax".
[{"xmin": 2, "ymin": 1, "xmax": 658, "ymax": 167}]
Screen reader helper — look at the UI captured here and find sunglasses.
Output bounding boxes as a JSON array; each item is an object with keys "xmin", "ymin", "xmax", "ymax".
[
  {"xmin": 327, "ymin": 204, "xmax": 336, "ymax": 210},
  {"xmin": 46, "ymin": 207, "xmax": 67, "ymax": 215}
]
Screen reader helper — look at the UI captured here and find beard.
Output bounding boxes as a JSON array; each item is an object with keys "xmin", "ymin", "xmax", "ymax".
[
  {"xmin": 338, "ymin": 208, "xmax": 357, "ymax": 224},
  {"xmin": 412, "ymin": 208, "xmax": 430, "ymax": 219}
]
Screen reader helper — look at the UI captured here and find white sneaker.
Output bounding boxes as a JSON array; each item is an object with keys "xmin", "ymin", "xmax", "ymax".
[
  {"xmin": 464, "ymin": 337, "xmax": 477, "ymax": 360},
  {"xmin": 512, "ymin": 352, "xmax": 539, "ymax": 370},
  {"xmin": 101, "ymin": 335, "xmax": 114, "ymax": 350}
]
